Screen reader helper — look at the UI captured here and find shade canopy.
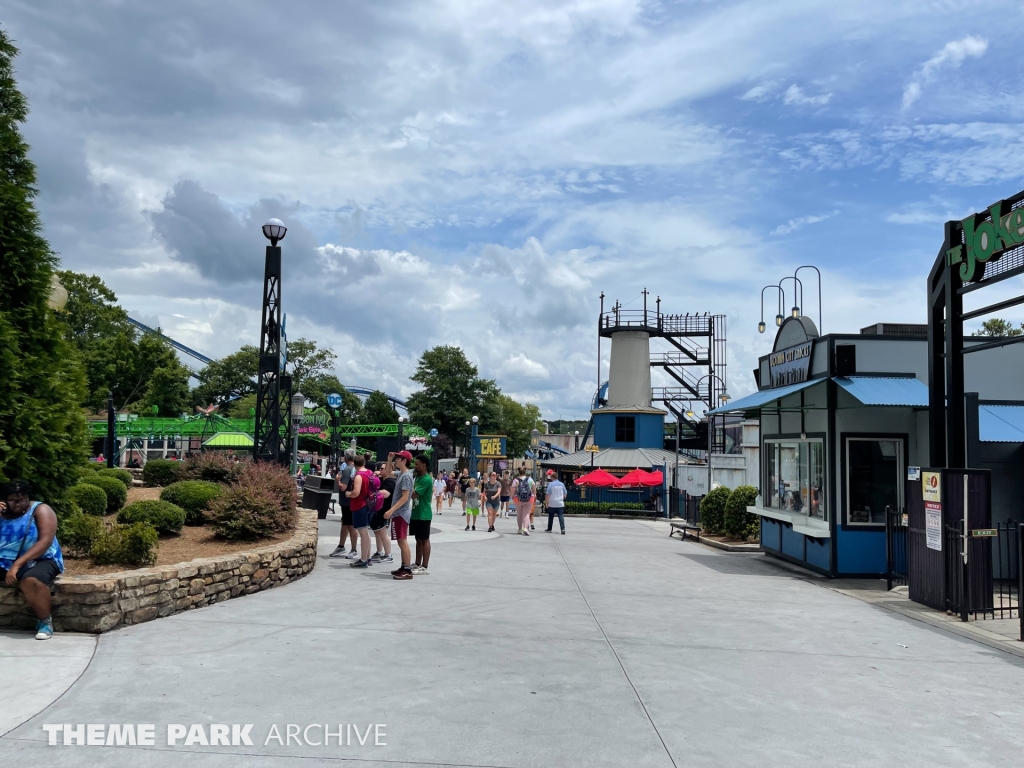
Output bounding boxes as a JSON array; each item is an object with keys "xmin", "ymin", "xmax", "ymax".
[
  {"xmin": 574, "ymin": 468, "xmax": 620, "ymax": 487},
  {"xmin": 202, "ymin": 432, "xmax": 254, "ymax": 448},
  {"xmin": 613, "ymin": 468, "xmax": 663, "ymax": 487}
]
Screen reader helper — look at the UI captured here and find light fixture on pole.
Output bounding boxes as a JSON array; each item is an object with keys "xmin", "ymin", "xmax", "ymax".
[
  {"xmin": 254, "ymin": 218, "xmax": 289, "ymax": 465},
  {"xmin": 573, "ymin": 430, "xmax": 579, "ymax": 452},
  {"xmin": 759, "ymin": 285, "xmax": 783, "ymax": 333},
  {"xmin": 398, "ymin": 415, "xmax": 406, "ymax": 449},
  {"xmin": 794, "ymin": 265, "xmax": 823, "ymax": 332},
  {"xmin": 531, "ymin": 428, "xmax": 541, "ymax": 480},
  {"xmin": 290, "ymin": 392, "xmax": 305, "ymax": 474},
  {"xmin": 47, "ymin": 274, "xmax": 68, "ymax": 311},
  {"xmin": 469, "ymin": 416, "xmax": 480, "ymax": 479},
  {"xmin": 778, "ymin": 276, "xmax": 803, "ymax": 324},
  {"xmin": 694, "ymin": 373, "xmax": 728, "ymax": 496}
]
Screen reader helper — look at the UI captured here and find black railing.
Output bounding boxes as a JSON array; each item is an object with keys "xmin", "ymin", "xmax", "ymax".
[
  {"xmin": 944, "ymin": 519, "xmax": 1020, "ymax": 626},
  {"xmin": 885, "ymin": 506, "xmax": 908, "ymax": 591}
]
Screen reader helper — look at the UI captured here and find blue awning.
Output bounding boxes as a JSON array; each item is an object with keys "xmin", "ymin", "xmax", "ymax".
[
  {"xmin": 835, "ymin": 376, "xmax": 928, "ymax": 407},
  {"xmin": 708, "ymin": 378, "xmax": 824, "ymax": 414},
  {"xmin": 979, "ymin": 405, "xmax": 1024, "ymax": 443}
]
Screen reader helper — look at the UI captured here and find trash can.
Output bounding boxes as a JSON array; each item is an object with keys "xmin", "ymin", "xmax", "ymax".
[{"xmin": 301, "ymin": 475, "xmax": 334, "ymax": 519}]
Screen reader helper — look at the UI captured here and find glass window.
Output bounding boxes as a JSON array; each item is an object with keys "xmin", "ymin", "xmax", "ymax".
[
  {"xmin": 846, "ymin": 438, "xmax": 902, "ymax": 526},
  {"xmin": 615, "ymin": 416, "xmax": 635, "ymax": 443},
  {"xmin": 764, "ymin": 439, "xmax": 826, "ymax": 521}
]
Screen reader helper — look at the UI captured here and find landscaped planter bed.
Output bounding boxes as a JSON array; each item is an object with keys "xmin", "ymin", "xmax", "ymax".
[{"xmin": 0, "ymin": 509, "xmax": 318, "ymax": 634}]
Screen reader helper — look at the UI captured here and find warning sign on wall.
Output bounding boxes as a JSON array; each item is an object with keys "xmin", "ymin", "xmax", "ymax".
[{"xmin": 925, "ymin": 501, "xmax": 942, "ymax": 552}]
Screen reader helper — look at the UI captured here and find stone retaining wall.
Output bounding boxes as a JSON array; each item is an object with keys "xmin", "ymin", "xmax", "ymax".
[{"xmin": 0, "ymin": 510, "xmax": 318, "ymax": 633}]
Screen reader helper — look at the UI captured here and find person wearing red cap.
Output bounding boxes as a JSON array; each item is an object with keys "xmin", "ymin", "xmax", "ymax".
[{"xmin": 384, "ymin": 451, "xmax": 415, "ymax": 579}]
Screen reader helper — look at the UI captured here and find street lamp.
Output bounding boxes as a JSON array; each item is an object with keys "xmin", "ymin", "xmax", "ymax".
[
  {"xmin": 429, "ymin": 428, "xmax": 439, "ymax": 474},
  {"xmin": 531, "ymin": 428, "xmax": 541, "ymax": 481},
  {"xmin": 759, "ymin": 285, "xmax": 783, "ymax": 333},
  {"xmin": 695, "ymin": 373, "xmax": 728, "ymax": 497},
  {"xmin": 795, "ymin": 265, "xmax": 823, "ymax": 332},
  {"xmin": 779, "ymin": 276, "xmax": 803, "ymax": 322},
  {"xmin": 290, "ymin": 392, "xmax": 305, "ymax": 474},
  {"xmin": 574, "ymin": 430, "xmax": 580, "ymax": 452},
  {"xmin": 47, "ymin": 274, "xmax": 68, "ymax": 311},
  {"xmin": 398, "ymin": 415, "xmax": 406, "ymax": 449},
  {"xmin": 254, "ymin": 218, "xmax": 289, "ymax": 464},
  {"xmin": 468, "ymin": 416, "xmax": 480, "ymax": 478}
]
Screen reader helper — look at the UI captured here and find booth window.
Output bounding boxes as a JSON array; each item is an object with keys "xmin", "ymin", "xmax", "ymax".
[
  {"xmin": 615, "ymin": 416, "xmax": 635, "ymax": 442},
  {"xmin": 846, "ymin": 438, "xmax": 902, "ymax": 526},
  {"xmin": 764, "ymin": 439, "xmax": 826, "ymax": 520}
]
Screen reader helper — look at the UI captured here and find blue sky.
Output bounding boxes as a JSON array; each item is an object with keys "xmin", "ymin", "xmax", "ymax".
[{"xmin": 6, "ymin": 1, "xmax": 1024, "ymax": 420}]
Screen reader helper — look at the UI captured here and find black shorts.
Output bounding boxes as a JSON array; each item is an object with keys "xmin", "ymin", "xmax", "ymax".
[
  {"xmin": 409, "ymin": 519, "xmax": 431, "ymax": 541},
  {"xmin": 370, "ymin": 510, "xmax": 388, "ymax": 531},
  {"xmin": 0, "ymin": 559, "xmax": 61, "ymax": 586},
  {"xmin": 352, "ymin": 507, "xmax": 371, "ymax": 530},
  {"xmin": 341, "ymin": 506, "xmax": 353, "ymax": 526}
]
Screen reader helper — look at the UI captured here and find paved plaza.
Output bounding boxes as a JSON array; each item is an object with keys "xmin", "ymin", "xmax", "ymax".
[{"xmin": 2, "ymin": 514, "xmax": 1023, "ymax": 767}]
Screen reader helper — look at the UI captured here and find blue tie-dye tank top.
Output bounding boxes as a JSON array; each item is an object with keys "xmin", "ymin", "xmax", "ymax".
[{"xmin": 0, "ymin": 501, "xmax": 64, "ymax": 572}]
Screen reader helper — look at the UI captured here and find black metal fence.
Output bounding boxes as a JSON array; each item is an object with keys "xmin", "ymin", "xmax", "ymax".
[
  {"xmin": 944, "ymin": 520, "xmax": 1020, "ymax": 627},
  {"xmin": 885, "ymin": 507, "xmax": 908, "ymax": 591}
]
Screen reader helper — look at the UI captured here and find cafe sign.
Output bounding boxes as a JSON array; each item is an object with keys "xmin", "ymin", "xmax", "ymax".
[
  {"xmin": 946, "ymin": 194, "xmax": 1024, "ymax": 282},
  {"xmin": 769, "ymin": 341, "xmax": 812, "ymax": 387}
]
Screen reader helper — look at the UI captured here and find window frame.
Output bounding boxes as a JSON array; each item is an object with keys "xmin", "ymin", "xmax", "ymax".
[
  {"xmin": 761, "ymin": 433, "xmax": 828, "ymax": 522},
  {"xmin": 841, "ymin": 433, "xmax": 907, "ymax": 530},
  {"xmin": 615, "ymin": 416, "xmax": 636, "ymax": 443}
]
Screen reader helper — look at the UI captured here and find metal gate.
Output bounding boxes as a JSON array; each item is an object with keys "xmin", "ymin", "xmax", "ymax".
[{"xmin": 885, "ymin": 506, "xmax": 908, "ymax": 591}]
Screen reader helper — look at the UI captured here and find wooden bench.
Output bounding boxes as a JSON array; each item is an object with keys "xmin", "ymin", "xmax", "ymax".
[{"xmin": 669, "ymin": 520, "xmax": 701, "ymax": 542}]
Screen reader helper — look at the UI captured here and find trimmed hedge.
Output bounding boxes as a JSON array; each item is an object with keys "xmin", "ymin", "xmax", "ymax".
[
  {"xmin": 92, "ymin": 522, "xmax": 159, "ymax": 566},
  {"xmin": 79, "ymin": 474, "xmax": 128, "ymax": 514},
  {"xmin": 699, "ymin": 485, "xmax": 732, "ymax": 535},
  {"xmin": 142, "ymin": 459, "xmax": 182, "ymax": 487},
  {"xmin": 723, "ymin": 485, "xmax": 760, "ymax": 541},
  {"xmin": 98, "ymin": 467, "xmax": 134, "ymax": 488},
  {"xmin": 117, "ymin": 500, "xmax": 186, "ymax": 535},
  {"xmin": 160, "ymin": 480, "xmax": 223, "ymax": 525},
  {"xmin": 58, "ymin": 512, "xmax": 105, "ymax": 558},
  {"xmin": 66, "ymin": 483, "xmax": 108, "ymax": 517},
  {"xmin": 563, "ymin": 501, "xmax": 646, "ymax": 515}
]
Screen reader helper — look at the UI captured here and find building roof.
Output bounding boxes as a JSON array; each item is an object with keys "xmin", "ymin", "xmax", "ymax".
[
  {"xmin": 202, "ymin": 432, "xmax": 254, "ymax": 448},
  {"xmin": 707, "ymin": 378, "xmax": 823, "ymax": 415},
  {"xmin": 979, "ymin": 405, "xmax": 1024, "ymax": 442},
  {"xmin": 834, "ymin": 376, "xmax": 928, "ymax": 406},
  {"xmin": 540, "ymin": 446, "xmax": 684, "ymax": 470}
]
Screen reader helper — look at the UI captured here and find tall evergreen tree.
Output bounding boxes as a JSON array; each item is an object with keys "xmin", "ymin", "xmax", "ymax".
[{"xmin": 0, "ymin": 31, "xmax": 88, "ymax": 500}]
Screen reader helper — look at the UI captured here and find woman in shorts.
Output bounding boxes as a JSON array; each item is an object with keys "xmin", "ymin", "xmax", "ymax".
[{"xmin": 433, "ymin": 472, "xmax": 445, "ymax": 516}]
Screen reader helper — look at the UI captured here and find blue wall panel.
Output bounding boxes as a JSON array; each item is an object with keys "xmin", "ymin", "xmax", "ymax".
[
  {"xmin": 805, "ymin": 536, "xmax": 831, "ymax": 571},
  {"xmin": 761, "ymin": 517, "xmax": 782, "ymax": 552},
  {"xmin": 836, "ymin": 527, "xmax": 886, "ymax": 575},
  {"xmin": 592, "ymin": 412, "xmax": 665, "ymax": 450},
  {"xmin": 780, "ymin": 524, "xmax": 805, "ymax": 561}
]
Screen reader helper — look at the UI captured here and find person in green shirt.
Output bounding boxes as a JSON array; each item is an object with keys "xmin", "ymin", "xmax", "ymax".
[{"xmin": 410, "ymin": 455, "xmax": 435, "ymax": 574}]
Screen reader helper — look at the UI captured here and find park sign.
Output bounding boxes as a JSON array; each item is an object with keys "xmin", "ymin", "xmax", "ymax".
[
  {"xmin": 769, "ymin": 341, "xmax": 812, "ymax": 387},
  {"xmin": 296, "ymin": 407, "xmax": 330, "ymax": 439},
  {"xmin": 946, "ymin": 192, "xmax": 1024, "ymax": 282},
  {"xmin": 474, "ymin": 435, "xmax": 507, "ymax": 458},
  {"xmin": 326, "ymin": 392, "xmax": 342, "ymax": 409}
]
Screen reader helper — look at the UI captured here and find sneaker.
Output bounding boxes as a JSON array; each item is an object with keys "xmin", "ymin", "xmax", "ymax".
[
  {"xmin": 417, "ymin": 567, "xmax": 429, "ymax": 575},
  {"xmin": 471, "ymin": 526, "xmax": 476, "ymax": 531},
  {"xmin": 561, "ymin": 529, "xmax": 565, "ymax": 535},
  {"xmin": 545, "ymin": 528, "xmax": 552, "ymax": 532},
  {"xmin": 465, "ymin": 525, "xmax": 470, "ymax": 531},
  {"xmin": 350, "ymin": 559, "xmax": 369, "ymax": 568},
  {"xmin": 393, "ymin": 569, "xmax": 413, "ymax": 580},
  {"xmin": 329, "ymin": 545, "xmax": 348, "ymax": 558},
  {"xmin": 344, "ymin": 550, "xmax": 360, "ymax": 559},
  {"xmin": 370, "ymin": 552, "xmax": 384, "ymax": 562},
  {"xmin": 380, "ymin": 553, "xmax": 394, "ymax": 563},
  {"xmin": 391, "ymin": 566, "xmax": 411, "ymax": 576},
  {"xmin": 523, "ymin": 530, "xmax": 530, "ymax": 536},
  {"xmin": 410, "ymin": 565, "xmax": 425, "ymax": 574},
  {"xmin": 35, "ymin": 618, "xmax": 53, "ymax": 641},
  {"xmin": 488, "ymin": 526, "xmax": 494, "ymax": 532},
  {"xmin": 530, "ymin": 525, "xmax": 535, "ymax": 530}
]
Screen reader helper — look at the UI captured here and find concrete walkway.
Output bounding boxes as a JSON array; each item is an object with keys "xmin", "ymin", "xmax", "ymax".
[{"xmin": 1, "ymin": 514, "xmax": 1023, "ymax": 767}]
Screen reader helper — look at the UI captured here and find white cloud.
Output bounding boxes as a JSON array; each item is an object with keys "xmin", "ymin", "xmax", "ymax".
[
  {"xmin": 782, "ymin": 84, "xmax": 832, "ymax": 107},
  {"xmin": 902, "ymin": 35, "xmax": 988, "ymax": 110},
  {"xmin": 770, "ymin": 210, "xmax": 838, "ymax": 236},
  {"xmin": 499, "ymin": 354, "xmax": 550, "ymax": 380},
  {"xmin": 741, "ymin": 80, "xmax": 780, "ymax": 102}
]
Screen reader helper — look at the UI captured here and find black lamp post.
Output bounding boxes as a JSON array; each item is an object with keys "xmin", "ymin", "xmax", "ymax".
[
  {"xmin": 290, "ymin": 392, "xmax": 305, "ymax": 475},
  {"xmin": 106, "ymin": 390, "xmax": 115, "ymax": 468},
  {"xmin": 398, "ymin": 415, "xmax": 406, "ymax": 450},
  {"xmin": 254, "ymin": 218, "xmax": 289, "ymax": 465},
  {"xmin": 468, "ymin": 416, "xmax": 479, "ymax": 478}
]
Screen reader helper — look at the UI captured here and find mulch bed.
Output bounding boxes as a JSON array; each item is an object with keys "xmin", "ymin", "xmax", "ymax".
[{"xmin": 61, "ymin": 485, "xmax": 292, "ymax": 577}]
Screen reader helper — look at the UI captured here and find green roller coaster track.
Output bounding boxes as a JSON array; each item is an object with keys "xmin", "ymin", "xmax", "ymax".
[{"xmin": 87, "ymin": 414, "xmax": 427, "ymax": 440}]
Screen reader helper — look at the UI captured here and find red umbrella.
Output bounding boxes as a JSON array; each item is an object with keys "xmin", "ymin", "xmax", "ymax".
[
  {"xmin": 613, "ymin": 469, "xmax": 664, "ymax": 487},
  {"xmin": 574, "ymin": 468, "xmax": 619, "ymax": 487}
]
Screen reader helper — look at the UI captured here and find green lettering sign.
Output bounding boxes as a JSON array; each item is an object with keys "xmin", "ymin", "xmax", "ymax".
[{"xmin": 953, "ymin": 198, "xmax": 1024, "ymax": 282}]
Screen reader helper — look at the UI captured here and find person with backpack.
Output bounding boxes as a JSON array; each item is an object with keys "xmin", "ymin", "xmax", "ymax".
[
  {"xmin": 370, "ymin": 458, "xmax": 395, "ymax": 564},
  {"xmin": 410, "ymin": 455, "xmax": 434, "ymax": 574},
  {"xmin": 345, "ymin": 454, "xmax": 376, "ymax": 568},
  {"xmin": 330, "ymin": 450, "xmax": 359, "ymax": 559},
  {"xmin": 512, "ymin": 467, "xmax": 535, "ymax": 535}
]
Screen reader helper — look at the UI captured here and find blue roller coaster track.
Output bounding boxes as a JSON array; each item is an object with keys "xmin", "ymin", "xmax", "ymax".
[{"xmin": 128, "ymin": 316, "xmax": 408, "ymax": 411}]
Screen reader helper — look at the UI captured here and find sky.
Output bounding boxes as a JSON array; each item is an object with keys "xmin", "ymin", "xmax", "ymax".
[{"xmin": 6, "ymin": 1, "xmax": 1024, "ymax": 420}]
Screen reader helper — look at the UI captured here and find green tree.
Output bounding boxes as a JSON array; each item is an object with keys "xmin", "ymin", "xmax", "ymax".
[
  {"xmin": 139, "ymin": 364, "xmax": 191, "ymax": 417},
  {"xmin": 977, "ymin": 318, "xmax": 1023, "ymax": 338},
  {"xmin": 286, "ymin": 338, "xmax": 337, "ymax": 391},
  {"xmin": 191, "ymin": 345, "xmax": 259, "ymax": 407},
  {"xmin": 406, "ymin": 345, "xmax": 493, "ymax": 438},
  {"xmin": 362, "ymin": 390, "xmax": 399, "ymax": 425},
  {"xmin": 0, "ymin": 31, "xmax": 89, "ymax": 500},
  {"xmin": 489, "ymin": 394, "xmax": 543, "ymax": 458},
  {"xmin": 300, "ymin": 374, "xmax": 362, "ymax": 422}
]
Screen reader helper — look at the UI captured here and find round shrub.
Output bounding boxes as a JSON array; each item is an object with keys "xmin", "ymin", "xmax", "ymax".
[
  {"xmin": 79, "ymin": 474, "xmax": 128, "ymax": 514},
  {"xmin": 180, "ymin": 452, "xmax": 233, "ymax": 484},
  {"xmin": 160, "ymin": 480, "xmax": 223, "ymax": 525},
  {"xmin": 92, "ymin": 522, "xmax": 158, "ymax": 567},
  {"xmin": 66, "ymin": 483, "xmax": 108, "ymax": 517},
  {"xmin": 699, "ymin": 485, "xmax": 732, "ymax": 535},
  {"xmin": 723, "ymin": 485, "xmax": 760, "ymax": 541},
  {"xmin": 98, "ymin": 467, "xmax": 134, "ymax": 488},
  {"xmin": 117, "ymin": 500, "xmax": 186, "ymax": 535},
  {"xmin": 76, "ymin": 463, "xmax": 101, "ymax": 479},
  {"xmin": 142, "ymin": 459, "xmax": 183, "ymax": 487},
  {"xmin": 58, "ymin": 512, "xmax": 105, "ymax": 558}
]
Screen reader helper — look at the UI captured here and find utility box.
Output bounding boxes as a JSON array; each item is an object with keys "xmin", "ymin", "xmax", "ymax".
[{"xmin": 301, "ymin": 475, "xmax": 334, "ymax": 519}]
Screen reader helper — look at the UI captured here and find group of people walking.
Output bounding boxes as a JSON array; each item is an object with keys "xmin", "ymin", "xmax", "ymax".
[{"xmin": 436, "ymin": 466, "xmax": 567, "ymax": 536}]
